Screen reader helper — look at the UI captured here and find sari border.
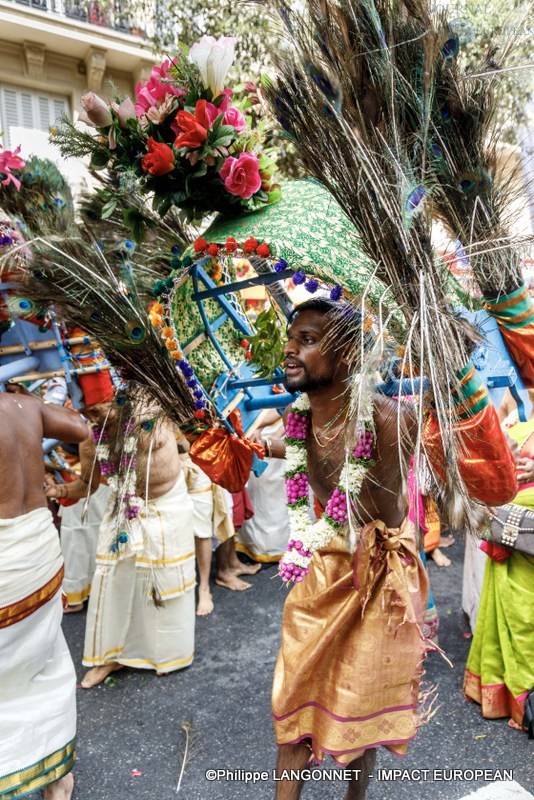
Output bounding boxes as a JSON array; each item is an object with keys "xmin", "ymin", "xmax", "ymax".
[
  {"xmin": 0, "ymin": 566, "xmax": 64, "ymax": 629},
  {"xmin": 0, "ymin": 737, "xmax": 75, "ymax": 796},
  {"xmin": 273, "ymin": 700, "xmax": 415, "ymax": 724}
]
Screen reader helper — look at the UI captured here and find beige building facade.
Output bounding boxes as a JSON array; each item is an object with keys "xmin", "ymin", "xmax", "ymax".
[{"xmin": 0, "ymin": 0, "xmax": 156, "ymax": 181}]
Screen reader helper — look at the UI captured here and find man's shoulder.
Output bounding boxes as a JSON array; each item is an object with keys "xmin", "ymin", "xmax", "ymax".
[{"xmin": 372, "ymin": 393, "xmax": 417, "ymax": 433}]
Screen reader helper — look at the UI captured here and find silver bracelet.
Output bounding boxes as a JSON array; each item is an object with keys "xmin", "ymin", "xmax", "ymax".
[
  {"xmin": 501, "ymin": 505, "xmax": 524, "ymax": 547},
  {"xmin": 488, "ymin": 505, "xmax": 534, "ymax": 535}
]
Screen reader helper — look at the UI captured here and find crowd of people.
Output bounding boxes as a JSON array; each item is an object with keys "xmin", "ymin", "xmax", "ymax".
[{"xmin": 1, "ymin": 298, "xmax": 533, "ymax": 800}]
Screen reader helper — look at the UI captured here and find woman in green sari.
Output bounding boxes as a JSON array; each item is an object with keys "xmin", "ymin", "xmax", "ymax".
[{"xmin": 464, "ymin": 417, "xmax": 534, "ymax": 729}]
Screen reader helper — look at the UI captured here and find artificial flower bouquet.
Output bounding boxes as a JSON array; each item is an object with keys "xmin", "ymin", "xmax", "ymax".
[{"xmin": 52, "ymin": 36, "xmax": 281, "ymax": 229}]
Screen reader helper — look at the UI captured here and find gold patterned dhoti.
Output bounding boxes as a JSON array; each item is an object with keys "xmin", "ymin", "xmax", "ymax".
[{"xmin": 272, "ymin": 518, "xmax": 429, "ymax": 764}]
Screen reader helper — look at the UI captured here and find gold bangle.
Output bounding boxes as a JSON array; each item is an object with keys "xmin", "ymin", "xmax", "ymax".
[{"xmin": 263, "ymin": 437, "xmax": 272, "ymax": 458}]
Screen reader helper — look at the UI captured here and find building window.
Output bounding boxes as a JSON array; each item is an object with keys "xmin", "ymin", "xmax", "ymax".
[{"xmin": 0, "ymin": 84, "xmax": 69, "ymax": 154}]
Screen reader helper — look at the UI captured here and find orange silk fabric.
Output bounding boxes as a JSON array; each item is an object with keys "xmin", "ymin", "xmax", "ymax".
[
  {"xmin": 190, "ymin": 409, "xmax": 265, "ymax": 493},
  {"xmin": 423, "ymin": 405, "xmax": 517, "ymax": 506},
  {"xmin": 272, "ymin": 521, "xmax": 428, "ymax": 765}
]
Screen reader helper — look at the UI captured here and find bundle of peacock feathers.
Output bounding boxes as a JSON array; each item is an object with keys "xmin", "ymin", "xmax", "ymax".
[
  {"xmin": 260, "ymin": 0, "xmax": 530, "ymax": 527},
  {"xmin": 0, "ymin": 160, "xmax": 199, "ymax": 427}
]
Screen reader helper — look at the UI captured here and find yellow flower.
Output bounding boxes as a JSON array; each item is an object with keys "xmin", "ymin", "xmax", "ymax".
[
  {"xmin": 165, "ymin": 338, "xmax": 178, "ymax": 351},
  {"xmin": 170, "ymin": 350, "xmax": 184, "ymax": 360},
  {"xmin": 162, "ymin": 326, "xmax": 175, "ymax": 339},
  {"xmin": 149, "ymin": 314, "xmax": 164, "ymax": 328}
]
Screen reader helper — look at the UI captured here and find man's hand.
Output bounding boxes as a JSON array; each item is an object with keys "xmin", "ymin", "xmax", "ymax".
[
  {"xmin": 44, "ymin": 476, "xmax": 67, "ymax": 499},
  {"xmin": 517, "ymin": 456, "xmax": 534, "ymax": 485}
]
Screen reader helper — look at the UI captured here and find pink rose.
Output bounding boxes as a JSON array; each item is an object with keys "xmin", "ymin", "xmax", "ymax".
[
  {"xmin": 219, "ymin": 153, "xmax": 261, "ymax": 199},
  {"xmin": 223, "ymin": 107, "xmax": 246, "ymax": 133},
  {"xmin": 78, "ymin": 92, "xmax": 112, "ymax": 127}
]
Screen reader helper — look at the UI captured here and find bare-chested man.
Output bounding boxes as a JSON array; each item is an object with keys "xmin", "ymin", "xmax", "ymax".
[
  {"xmin": 264, "ymin": 297, "xmax": 517, "ymax": 800},
  {"xmin": 46, "ymin": 399, "xmax": 196, "ymax": 688},
  {"xmin": 0, "ymin": 389, "xmax": 89, "ymax": 800}
]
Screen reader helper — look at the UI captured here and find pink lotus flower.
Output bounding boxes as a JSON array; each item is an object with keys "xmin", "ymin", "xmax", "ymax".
[
  {"xmin": 223, "ymin": 107, "xmax": 246, "ymax": 133},
  {"xmin": 78, "ymin": 92, "xmax": 113, "ymax": 127},
  {"xmin": 219, "ymin": 152, "xmax": 261, "ymax": 199},
  {"xmin": 110, "ymin": 97, "xmax": 136, "ymax": 128},
  {"xmin": 0, "ymin": 145, "xmax": 25, "ymax": 191}
]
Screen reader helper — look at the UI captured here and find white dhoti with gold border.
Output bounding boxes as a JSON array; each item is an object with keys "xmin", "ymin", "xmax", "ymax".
[
  {"xmin": 83, "ymin": 474, "xmax": 196, "ymax": 673},
  {"xmin": 0, "ymin": 507, "xmax": 76, "ymax": 798},
  {"xmin": 60, "ymin": 483, "xmax": 111, "ymax": 607}
]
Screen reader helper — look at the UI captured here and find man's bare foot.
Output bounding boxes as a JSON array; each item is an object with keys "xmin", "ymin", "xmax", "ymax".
[
  {"xmin": 43, "ymin": 772, "xmax": 74, "ymax": 800},
  {"xmin": 232, "ymin": 561, "xmax": 261, "ymax": 577},
  {"xmin": 63, "ymin": 603, "xmax": 84, "ymax": 614},
  {"xmin": 439, "ymin": 534, "xmax": 455, "ymax": 548},
  {"xmin": 430, "ymin": 547, "xmax": 451, "ymax": 567},
  {"xmin": 81, "ymin": 662, "xmax": 123, "ymax": 689},
  {"xmin": 197, "ymin": 586, "xmax": 214, "ymax": 616},
  {"xmin": 215, "ymin": 571, "xmax": 252, "ymax": 591}
]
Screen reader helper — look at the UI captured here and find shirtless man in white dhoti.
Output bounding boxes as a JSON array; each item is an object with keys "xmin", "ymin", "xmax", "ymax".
[
  {"xmin": 47, "ymin": 402, "xmax": 196, "ymax": 688},
  {"xmin": 0, "ymin": 389, "xmax": 89, "ymax": 800}
]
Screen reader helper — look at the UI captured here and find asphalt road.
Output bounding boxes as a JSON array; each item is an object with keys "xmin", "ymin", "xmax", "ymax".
[{"xmin": 28, "ymin": 538, "xmax": 533, "ymax": 800}]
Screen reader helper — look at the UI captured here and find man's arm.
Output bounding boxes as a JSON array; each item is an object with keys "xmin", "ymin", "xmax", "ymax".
[
  {"xmin": 40, "ymin": 401, "xmax": 90, "ymax": 444},
  {"xmin": 45, "ymin": 434, "xmax": 102, "ymax": 501}
]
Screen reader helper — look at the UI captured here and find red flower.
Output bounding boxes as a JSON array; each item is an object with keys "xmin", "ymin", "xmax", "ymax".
[
  {"xmin": 194, "ymin": 409, "xmax": 206, "ymax": 419},
  {"xmin": 140, "ymin": 137, "xmax": 175, "ymax": 176},
  {"xmin": 173, "ymin": 100, "xmax": 214, "ymax": 149},
  {"xmin": 225, "ymin": 237, "xmax": 238, "ymax": 252},
  {"xmin": 243, "ymin": 237, "xmax": 258, "ymax": 252},
  {"xmin": 256, "ymin": 243, "xmax": 271, "ymax": 258},
  {"xmin": 207, "ymin": 243, "xmax": 220, "ymax": 257},
  {"xmin": 246, "ymin": 351, "xmax": 252, "ymax": 360},
  {"xmin": 239, "ymin": 339, "xmax": 250, "ymax": 349},
  {"xmin": 193, "ymin": 237, "xmax": 208, "ymax": 253}
]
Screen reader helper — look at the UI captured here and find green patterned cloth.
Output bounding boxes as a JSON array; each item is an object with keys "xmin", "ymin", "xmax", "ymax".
[{"xmin": 203, "ymin": 179, "xmax": 382, "ymax": 300}]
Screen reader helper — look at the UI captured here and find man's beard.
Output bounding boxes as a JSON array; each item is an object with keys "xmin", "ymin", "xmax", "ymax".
[{"xmin": 283, "ymin": 368, "xmax": 336, "ymax": 393}]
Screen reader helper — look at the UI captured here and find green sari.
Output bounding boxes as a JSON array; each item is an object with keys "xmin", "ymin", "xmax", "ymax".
[{"xmin": 463, "ymin": 419, "xmax": 534, "ymax": 727}]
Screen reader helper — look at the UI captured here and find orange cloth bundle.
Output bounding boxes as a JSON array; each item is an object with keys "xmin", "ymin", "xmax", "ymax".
[
  {"xmin": 190, "ymin": 409, "xmax": 265, "ymax": 493},
  {"xmin": 79, "ymin": 371, "xmax": 115, "ymax": 408},
  {"xmin": 499, "ymin": 326, "xmax": 534, "ymax": 389},
  {"xmin": 423, "ymin": 405, "xmax": 517, "ymax": 506}
]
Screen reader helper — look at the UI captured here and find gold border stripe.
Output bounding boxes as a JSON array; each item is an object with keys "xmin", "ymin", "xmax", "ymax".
[
  {"xmin": 484, "ymin": 288, "xmax": 529, "ymax": 312},
  {"xmin": 0, "ymin": 738, "xmax": 75, "ymax": 795},
  {"xmin": 0, "ymin": 566, "xmax": 64, "ymax": 629}
]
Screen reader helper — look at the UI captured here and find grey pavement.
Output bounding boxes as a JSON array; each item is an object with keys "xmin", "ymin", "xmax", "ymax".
[{"xmin": 28, "ymin": 538, "xmax": 533, "ymax": 800}]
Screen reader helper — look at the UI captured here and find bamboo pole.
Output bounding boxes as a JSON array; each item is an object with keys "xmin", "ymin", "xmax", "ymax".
[
  {"xmin": 0, "ymin": 336, "xmax": 96, "ymax": 357},
  {"xmin": 8, "ymin": 364, "xmax": 111, "ymax": 384}
]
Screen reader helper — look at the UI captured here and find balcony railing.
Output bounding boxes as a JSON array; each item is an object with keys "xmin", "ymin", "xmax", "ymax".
[{"xmin": 5, "ymin": 0, "xmax": 149, "ymax": 38}]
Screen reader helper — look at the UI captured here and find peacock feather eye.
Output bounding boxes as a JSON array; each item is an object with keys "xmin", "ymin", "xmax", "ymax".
[
  {"xmin": 8, "ymin": 297, "xmax": 35, "ymax": 314},
  {"xmin": 140, "ymin": 419, "xmax": 154, "ymax": 432},
  {"xmin": 125, "ymin": 321, "xmax": 146, "ymax": 342}
]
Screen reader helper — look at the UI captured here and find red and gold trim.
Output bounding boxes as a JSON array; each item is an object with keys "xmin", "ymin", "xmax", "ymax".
[
  {"xmin": 0, "ymin": 566, "xmax": 64, "ymax": 630},
  {"xmin": 464, "ymin": 669, "xmax": 527, "ymax": 728}
]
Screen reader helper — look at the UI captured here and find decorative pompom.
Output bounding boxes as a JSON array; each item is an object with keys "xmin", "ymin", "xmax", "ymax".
[
  {"xmin": 207, "ymin": 243, "xmax": 220, "ymax": 257},
  {"xmin": 243, "ymin": 237, "xmax": 258, "ymax": 252},
  {"xmin": 330, "ymin": 285, "xmax": 343, "ymax": 301},
  {"xmin": 293, "ymin": 271, "xmax": 306, "ymax": 285},
  {"xmin": 304, "ymin": 279, "xmax": 319, "ymax": 293},
  {"xmin": 256, "ymin": 242, "xmax": 271, "ymax": 257},
  {"xmin": 274, "ymin": 259, "xmax": 288, "ymax": 273},
  {"xmin": 193, "ymin": 237, "xmax": 208, "ymax": 253},
  {"xmin": 225, "ymin": 237, "xmax": 238, "ymax": 252}
]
